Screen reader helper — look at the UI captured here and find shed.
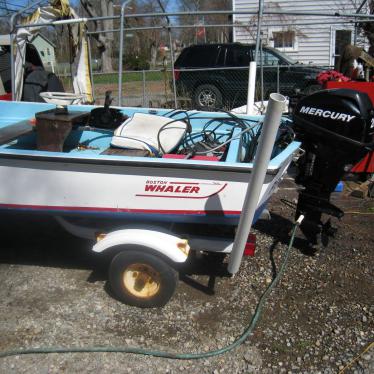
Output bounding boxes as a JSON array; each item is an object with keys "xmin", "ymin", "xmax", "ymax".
[{"xmin": 30, "ymin": 33, "xmax": 56, "ymax": 72}]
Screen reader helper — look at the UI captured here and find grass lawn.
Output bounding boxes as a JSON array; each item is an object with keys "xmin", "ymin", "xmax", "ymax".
[
  {"xmin": 60, "ymin": 70, "xmax": 171, "ymax": 88},
  {"xmin": 93, "ymin": 71, "xmax": 167, "ymax": 84}
]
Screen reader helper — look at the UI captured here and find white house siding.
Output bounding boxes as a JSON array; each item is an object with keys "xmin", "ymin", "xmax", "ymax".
[
  {"xmin": 31, "ymin": 34, "xmax": 56, "ymax": 72},
  {"xmin": 233, "ymin": 0, "xmax": 368, "ymax": 66}
]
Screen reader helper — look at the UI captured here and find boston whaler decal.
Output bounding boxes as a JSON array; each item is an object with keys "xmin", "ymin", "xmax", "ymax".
[
  {"xmin": 299, "ymin": 106, "xmax": 356, "ymax": 123},
  {"xmin": 136, "ymin": 180, "xmax": 227, "ymax": 199}
]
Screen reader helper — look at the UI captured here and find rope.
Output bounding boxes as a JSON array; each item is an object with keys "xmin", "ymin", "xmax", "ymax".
[{"xmin": 338, "ymin": 342, "xmax": 374, "ymax": 374}]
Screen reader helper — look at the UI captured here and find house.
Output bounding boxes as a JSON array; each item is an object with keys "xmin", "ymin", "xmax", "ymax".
[
  {"xmin": 233, "ymin": 0, "xmax": 369, "ymax": 66},
  {"xmin": 30, "ymin": 33, "xmax": 56, "ymax": 72}
]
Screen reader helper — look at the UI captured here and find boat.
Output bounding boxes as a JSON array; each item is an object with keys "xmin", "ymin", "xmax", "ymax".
[{"xmin": 0, "ymin": 99, "xmax": 300, "ymax": 229}]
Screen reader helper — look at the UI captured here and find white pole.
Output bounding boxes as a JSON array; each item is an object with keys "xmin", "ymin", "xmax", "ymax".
[
  {"xmin": 52, "ymin": 18, "xmax": 88, "ymax": 25},
  {"xmin": 246, "ymin": 61, "xmax": 257, "ymax": 115},
  {"xmin": 246, "ymin": 0, "xmax": 264, "ymax": 115},
  {"xmin": 228, "ymin": 93, "xmax": 286, "ymax": 275}
]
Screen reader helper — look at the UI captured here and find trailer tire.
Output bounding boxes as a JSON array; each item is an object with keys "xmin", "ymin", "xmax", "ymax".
[{"xmin": 109, "ymin": 250, "xmax": 178, "ymax": 308}]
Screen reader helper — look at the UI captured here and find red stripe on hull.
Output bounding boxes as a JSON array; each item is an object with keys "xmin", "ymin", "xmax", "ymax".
[{"xmin": 0, "ymin": 203, "xmax": 240, "ymax": 216}]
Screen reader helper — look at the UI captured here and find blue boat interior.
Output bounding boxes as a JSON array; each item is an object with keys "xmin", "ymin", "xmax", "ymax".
[{"xmin": 0, "ymin": 101, "xmax": 298, "ymax": 167}]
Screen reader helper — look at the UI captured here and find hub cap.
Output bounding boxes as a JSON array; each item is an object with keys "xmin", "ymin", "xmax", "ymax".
[
  {"xmin": 198, "ymin": 89, "xmax": 216, "ymax": 107},
  {"xmin": 123, "ymin": 263, "xmax": 161, "ymax": 298}
]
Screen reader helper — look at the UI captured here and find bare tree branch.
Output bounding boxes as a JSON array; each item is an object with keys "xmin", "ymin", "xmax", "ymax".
[{"xmin": 80, "ymin": 0, "xmax": 114, "ymax": 72}]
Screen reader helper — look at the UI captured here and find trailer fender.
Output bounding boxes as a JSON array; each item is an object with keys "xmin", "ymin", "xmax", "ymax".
[{"xmin": 92, "ymin": 228, "xmax": 190, "ymax": 263}]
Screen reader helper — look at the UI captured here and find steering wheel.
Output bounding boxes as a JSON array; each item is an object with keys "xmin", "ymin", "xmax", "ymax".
[{"xmin": 40, "ymin": 92, "xmax": 84, "ymax": 106}]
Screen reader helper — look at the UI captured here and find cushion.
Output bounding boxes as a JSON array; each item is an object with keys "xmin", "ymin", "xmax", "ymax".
[{"xmin": 111, "ymin": 112, "xmax": 187, "ymax": 155}]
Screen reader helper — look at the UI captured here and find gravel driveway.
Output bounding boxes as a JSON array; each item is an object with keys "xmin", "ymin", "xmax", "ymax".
[{"xmin": 0, "ymin": 185, "xmax": 373, "ymax": 373}]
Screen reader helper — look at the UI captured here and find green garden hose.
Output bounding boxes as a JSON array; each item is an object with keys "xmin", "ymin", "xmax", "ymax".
[{"xmin": 0, "ymin": 218, "xmax": 303, "ymax": 360}]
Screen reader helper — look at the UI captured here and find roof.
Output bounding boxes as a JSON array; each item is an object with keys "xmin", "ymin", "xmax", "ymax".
[
  {"xmin": 0, "ymin": 35, "xmax": 10, "ymax": 46},
  {"xmin": 30, "ymin": 33, "xmax": 56, "ymax": 49},
  {"xmin": 0, "ymin": 33, "xmax": 56, "ymax": 48}
]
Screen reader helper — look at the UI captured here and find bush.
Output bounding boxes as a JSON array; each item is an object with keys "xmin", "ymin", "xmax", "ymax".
[{"xmin": 123, "ymin": 54, "xmax": 150, "ymax": 71}]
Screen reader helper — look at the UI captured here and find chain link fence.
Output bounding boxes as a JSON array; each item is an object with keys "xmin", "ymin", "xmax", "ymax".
[
  {"xmin": 80, "ymin": 63, "xmax": 329, "ymax": 110},
  {"xmin": 9, "ymin": 2, "xmax": 371, "ymax": 108},
  {"xmin": 50, "ymin": 15, "xmax": 331, "ymax": 110},
  {"xmin": 90, "ymin": 69, "xmax": 174, "ymax": 107}
]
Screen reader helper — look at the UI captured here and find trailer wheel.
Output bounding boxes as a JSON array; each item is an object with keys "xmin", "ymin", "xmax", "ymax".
[{"xmin": 109, "ymin": 250, "xmax": 178, "ymax": 308}]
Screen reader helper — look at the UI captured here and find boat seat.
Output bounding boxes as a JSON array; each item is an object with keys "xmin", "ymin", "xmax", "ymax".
[
  {"xmin": 0, "ymin": 120, "xmax": 33, "ymax": 145},
  {"xmin": 111, "ymin": 112, "xmax": 187, "ymax": 155}
]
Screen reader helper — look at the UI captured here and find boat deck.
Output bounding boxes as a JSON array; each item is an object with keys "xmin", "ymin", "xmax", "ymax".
[
  {"xmin": 0, "ymin": 102, "xmax": 248, "ymax": 161},
  {"xmin": 0, "ymin": 101, "xmax": 299, "ymax": 175}
]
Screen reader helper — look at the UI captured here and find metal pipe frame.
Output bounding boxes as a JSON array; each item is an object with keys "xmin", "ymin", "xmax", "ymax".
[
  {"xmin": 156, "ymin": 0, "xmax": 177, "ymax": 108},
  {"xmin": 86, "ymin": 19, "xmax": 374, "ymax": 36},
  {"xmin": 87, "ymin": 24, "xmax": 239, "ymax": 34},
  {"xmin": 87, "ymin": 63, "xmax": 328, "ymax": 78},
  {"xmin": 118, "ymin": 0, "xmax": 131, "ymax": 107},
  {"xmin": 254, "ymin": 0, "xmax": 264, "ymax": 63},
  {"xmin": 357, "ymin": 0, "xmax": 369, "ymax": 13},
  {"xmin": 17, "ymin": 16, "xmax": 374, "ymax": 31}
]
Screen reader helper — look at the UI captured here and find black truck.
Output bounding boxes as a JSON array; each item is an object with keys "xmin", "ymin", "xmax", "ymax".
[{"xmin": 174, "ymin": 43, "xmax": 324, "ymax": 109}]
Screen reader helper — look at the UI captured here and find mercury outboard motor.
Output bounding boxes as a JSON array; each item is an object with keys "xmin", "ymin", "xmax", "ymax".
[{"xmin": 293, "ymin": 89, "xmax": 374, "ymax": 245}]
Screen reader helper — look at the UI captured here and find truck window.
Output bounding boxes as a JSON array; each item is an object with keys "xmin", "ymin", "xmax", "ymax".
[
  {"xmin": 257, "ymin": 50, "xmax": 282, "ymax": 66},
  {"xmin": 225, "ymin": 47, "xmax": 252, "ymax": 67},
  {"xmin": 176, "ymin": 46, "xmax": 218, "ymax": 68}
]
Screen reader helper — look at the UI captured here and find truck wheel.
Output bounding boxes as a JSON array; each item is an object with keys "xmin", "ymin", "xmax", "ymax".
[
  {"xmin": 109, "ymin": 250, "xmax": 178, "ymax": 308},
  {"xmin": 194, "ymin": 84, "xmax": 222, "ymax": 109}
]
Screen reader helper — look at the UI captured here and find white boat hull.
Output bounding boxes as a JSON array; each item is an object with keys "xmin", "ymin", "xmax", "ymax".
[{"xmin": 0, "ymin": 154, "xmax": 292, "ymax": 225}]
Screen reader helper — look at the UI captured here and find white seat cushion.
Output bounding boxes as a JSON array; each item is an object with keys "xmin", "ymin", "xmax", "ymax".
[{"xmin": 111, "ymin": 113, "xmax": 187, "ymax": 155}]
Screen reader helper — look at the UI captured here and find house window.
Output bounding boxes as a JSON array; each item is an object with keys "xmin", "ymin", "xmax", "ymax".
[
  {"xmin": 333, "ymin": 30, "xmax": 352, "ymax": 69},
  {"xmin": 47, "ymin": 48, "xmax": 50, "ymax": 56},
  {"xmin": 40, "ymin": 51, "xmax": 45, "ymax": 57},
  {"xmin": 269, "ymin": 29, "xmax": 298, "ymax": 52}
]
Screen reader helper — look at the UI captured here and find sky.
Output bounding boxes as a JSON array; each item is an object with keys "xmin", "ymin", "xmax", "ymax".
[{"xmin": 1, "ymin": 0, "xmax": 181, "ymax": 14}]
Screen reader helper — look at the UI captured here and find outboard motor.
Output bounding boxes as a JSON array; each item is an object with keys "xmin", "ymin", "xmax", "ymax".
[{"xmin": 293, "ymin": 89, "xmax": 374, "ymax": 245}]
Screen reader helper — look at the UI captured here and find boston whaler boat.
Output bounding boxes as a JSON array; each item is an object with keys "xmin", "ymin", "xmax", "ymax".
[
  {"xmin": 0, "ymin": 100, "xmax": 298, "ymax": 225},
  {"xmin": 0, "ymin": 0, "xmax": 303, "ymax": 308},
  {"xmin": 0, "ymin": 94, "xmax": 300, "ymax": 307}
]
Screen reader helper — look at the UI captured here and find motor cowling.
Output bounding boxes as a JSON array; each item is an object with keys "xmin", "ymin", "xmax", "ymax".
[
  {"xmin": 293, "ymin": 89, "xmax": 374, "ymax": 246},
  {"xmin": 294, "ymin": 88, "xmax": 373, "ymax": 148}
]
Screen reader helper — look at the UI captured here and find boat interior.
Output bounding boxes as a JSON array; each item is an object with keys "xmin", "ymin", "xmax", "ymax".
[{"xmin": 0, "ymin": 101, "xmax": 297, "ymax": 167}]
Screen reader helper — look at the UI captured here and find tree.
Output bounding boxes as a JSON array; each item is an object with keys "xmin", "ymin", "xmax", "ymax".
[
  {"xmin": 359, "ymin": 0, "xmax": 374, "ymax": 54},
  {"xmin": 343, "ymin": 0, "xmax": 374, "ymax": 54},
  {"xmin": 80, "ymin": 0, "xmax": 115, "ymax": 72},
  {"xmin": 124, "ymin": 0, "xmax": 170, "ymax": 69},
  {"xmin": 178, "ymin": 0, "xmax": 232, "ymax": 45}
]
